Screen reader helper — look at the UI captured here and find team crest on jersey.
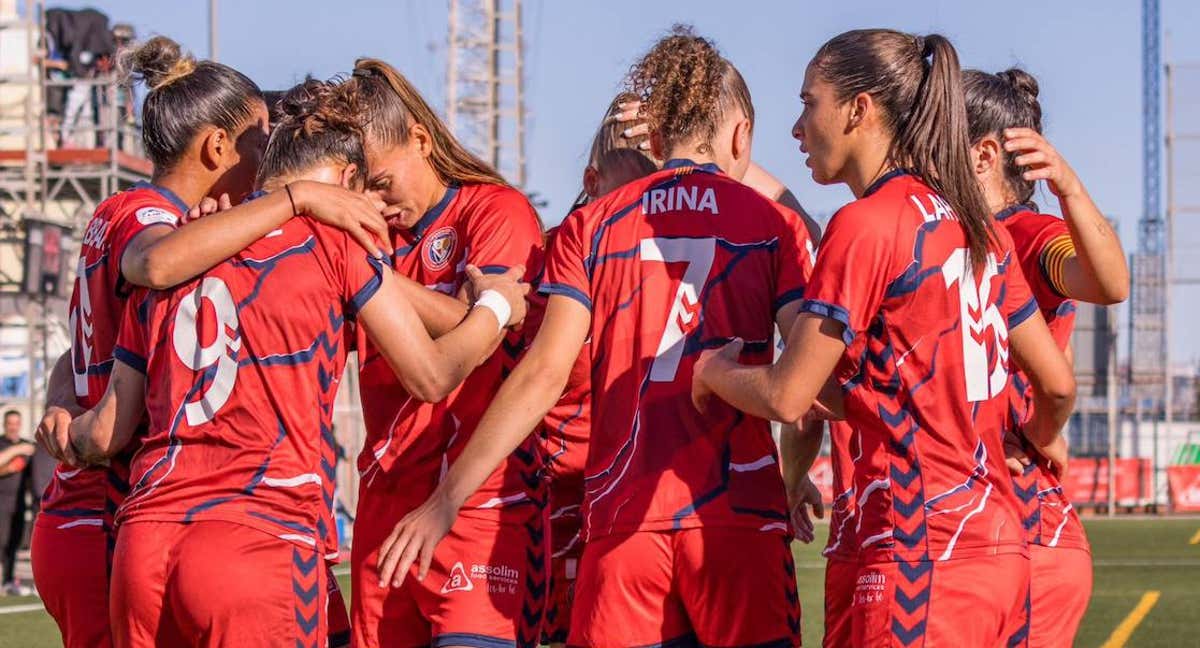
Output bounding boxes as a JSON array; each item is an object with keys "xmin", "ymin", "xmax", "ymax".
[
  {"xmin": 441, "ymin": 561, "xmax": 474, "ymax": 594},
  {"xmin": 423, "ymin": 226, "xmax": 457, "ymax": 271},
  {"xmin": 135, "ymin": 207, "xmax": 178, "ymax": 227}
]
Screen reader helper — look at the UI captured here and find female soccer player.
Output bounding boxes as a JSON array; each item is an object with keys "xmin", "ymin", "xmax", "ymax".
[
  {"xmin": 692, "ymin": 30, "xmax": 1078, "ymax": 647},
  {"xmin": 538, "ymin": 91, "xmax": 657, "ymax": 648},
  {"xmin": 965, "ymin": 67, "xmax": 1128, "ymax": 648},
  {"xmin": 32, "ymin": 37, "xmax": 390, "ymax": 648},
  {"xmin": 56, "ymin": 78, "xmax": 529, "ymax": 648},
  {"xmin": 376, "ymin": 27, "xmax": 817, "ymax": 648},
  {"xmin": 343, "ymin": 59, "xmax": 549, "ymax": 648}
]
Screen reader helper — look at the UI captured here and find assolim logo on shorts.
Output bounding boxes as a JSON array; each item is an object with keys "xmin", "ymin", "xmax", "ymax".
[
  {"xmin": 440, "ymin": 561, "xmax": 520, "ymax": 595},
  {"xmin": 441, "ymin": 562, "xmax": 474, "ymax": 594}
]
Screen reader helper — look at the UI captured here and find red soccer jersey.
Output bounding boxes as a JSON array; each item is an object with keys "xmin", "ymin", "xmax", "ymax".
[
  {"xmin": 40, "ymin": 182, "xmax": 186, "ymax": 527},
  {"xmin": 997, "ymin": 205, "xmax": 1088, "ymax": 551},
  {"xmin": 113, "ymin": 213, "xmax": 384, "ymax": 557},
  {"xmin": 824, "ymin": 420, "xmax": 860, "ymax": 560},
  {"xmin": 803, "ymin": 171, "xmax": 1036, "ymax": 564},
  {"xmin": 542, "ymin": 159, "xmax": 815, "ymax": 540},
  {"xmin": 356, "ymin": 183, "xmax": 545, "ymax": 514},
  {"xmin": 540, "ymin": 226, "xmax": 592, "ymax": 482}
]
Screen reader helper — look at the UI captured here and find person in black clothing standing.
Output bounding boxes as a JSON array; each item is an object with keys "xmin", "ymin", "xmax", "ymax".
[{"xmin": 0, "ymin": 409, "xmax": 35, "ymax": 595}]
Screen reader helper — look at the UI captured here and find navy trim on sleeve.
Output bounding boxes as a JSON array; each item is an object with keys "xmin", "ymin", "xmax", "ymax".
[
  {"xmin": 774, "ymin": 287, "xmax": 806, "ymax": 314},
  {"xmin": 539, "ymin": 282, "xmax": 592, "ymax": 310},
  {"xmin": 132, "ymin": 180, "xmax": 190, "ymax": 214},
  {"xmin": 347, "ymin": 255, "xmax": 386, "ymax": 318},
  {"xmin": 477, "ymin": 264, "xmax": 510, "ymax": 275},
  {"xmin": 431, "ymin": 633, "xmax": 516, "ymax": 648},
  {"xmin": 1008, "ymin": 298, "xmax": 1039, "ymax": 329},
  {"xmin": 799, "ymin": 299, "xmax": 855, "ymax": 347},
  {"xmin": 113, "ymin": 345, "xmax": 147, "ymax": 375}
]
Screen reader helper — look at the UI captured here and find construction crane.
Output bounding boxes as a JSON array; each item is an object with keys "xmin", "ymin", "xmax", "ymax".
[{"xmin": 1129, "ymin": 0, "xmax": 1168, "ymax": 419}]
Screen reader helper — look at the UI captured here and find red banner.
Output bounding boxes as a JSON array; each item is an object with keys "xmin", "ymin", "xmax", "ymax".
[
  {"xmin": 1062, "ymin": 457, "xmax": 1152, "ymax": 507},
  {"xmin": 1167, "ymin": 465, "xmax": 1200, "ymax": 512}
]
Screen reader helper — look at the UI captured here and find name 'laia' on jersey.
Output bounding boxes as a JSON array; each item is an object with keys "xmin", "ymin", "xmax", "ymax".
[
  {"xmin": 643, "ymin": 185, "xmax": 720, "ymax": 216},
  {"xmin": 910, "ymin": 192, "xmax": 959, "ymax": 223}
]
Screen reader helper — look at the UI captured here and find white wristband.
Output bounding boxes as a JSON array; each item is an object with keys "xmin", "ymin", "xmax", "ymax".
[{"xmin": 474, "ymin": 289, "xmax": 511, "ymax": 333}]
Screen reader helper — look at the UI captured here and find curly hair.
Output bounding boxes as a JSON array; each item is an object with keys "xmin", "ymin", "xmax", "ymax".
[
  {"xmin": 626, "ymin": 25, "xmax": 753, "ymax": 155},
  {"xmin": 256, "ymin": 78, "xmax": 368, "ymax": 188}
]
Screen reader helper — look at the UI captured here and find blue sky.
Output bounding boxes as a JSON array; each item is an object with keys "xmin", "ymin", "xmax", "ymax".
[{"xmin": 72, "ymin": 0, "xmax": 1200, "ymax": 360}]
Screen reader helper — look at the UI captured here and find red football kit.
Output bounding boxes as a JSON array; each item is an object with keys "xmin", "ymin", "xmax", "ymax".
[
  {"xmin": 542, "ymin": 159, "xmax": 813, "ymax": 648},
  {"xmin": 823, "ymin": 420, "xmax": 860, "ymax": 648},
  {"xmin": 109, "ymin": 211, "xmax": 384, "ymax": 648},
  {"xmin": 351, "ymin": 183, "xmax": 548, "ymax": 648},
  {"xmin": 803, "ymin": 171, "xmax": 1036, "ymax": 647},
  {"xmin": 997, "ymin": 205, "xmax": 1092, "ymax": 648},
  {"xmin": 538, "ymin": 225, "xmax": 592, "ymax": 646},
  {"xmin": 31, "ymin": 181, "xmax": 186, "ymax": 648}
]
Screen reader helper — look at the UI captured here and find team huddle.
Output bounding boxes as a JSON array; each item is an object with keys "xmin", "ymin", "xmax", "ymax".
[{"xmin": 29, "ymin": 22, "xmax": 1128, "ymax": 648}]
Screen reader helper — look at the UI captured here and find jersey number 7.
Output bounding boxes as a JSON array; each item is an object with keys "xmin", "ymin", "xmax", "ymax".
[{"xmin": 640, "ymin": 237, "xmax": 715, "ymax": 383}]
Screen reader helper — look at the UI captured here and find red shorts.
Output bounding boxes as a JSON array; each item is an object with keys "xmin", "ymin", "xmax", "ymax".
[
  {"xmin": 852, "ymin": 553, "xmax": 1029, "ymax": 647},
  {"xmin": 568, "ymin": 528, "xmax": 800, "ymax": 648},
  {"xmin": 1025, "ymin": 545, "xmax": 1092, "ymax": 648},
  {"xmin": 328, "ymin": 564, "xmax": 351, "ymax": 648},
  {"xmin": 823, "ymin": 557, "xmax": 857, "ymax": 648},
  {"xmin": 111, "ymin": 520, "xmax": 329, "ymax": 648},
  {"xmin": 31, "ymin": 519, "xmax": 111, "ymax": 648},
  {"xmin": 351, "ymin": 488, "xmax": 547, "ymax": 648}
]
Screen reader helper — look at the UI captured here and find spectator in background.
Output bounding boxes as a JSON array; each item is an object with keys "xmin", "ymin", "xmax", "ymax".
[
  {"xmin": 0, "ymin": 409, "xmax": 34, "ymax": 596},
  {"xmin": 106, "ymin": 23, "xmax": 138, "ymax": 150}
]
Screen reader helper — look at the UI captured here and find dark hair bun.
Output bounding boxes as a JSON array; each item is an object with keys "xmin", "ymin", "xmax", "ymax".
[
  {"xmin": 121, "ymin": 35, "xmax": 196, "ymax": 91},
  {"xmin": 276, "ymin": 79, "xmax": 363, "ymax": 140},
  {"xmin": 998, "ymin": 68, "xmax": 1039, "ymax": 104}
]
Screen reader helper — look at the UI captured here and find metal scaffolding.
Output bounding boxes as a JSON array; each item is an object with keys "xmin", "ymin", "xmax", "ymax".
[
  {"xmin": 0, "ymin": 0, "xmax": 149, "ymax": 419},
  {"xmin": 446, "ymin": 0, "xmax": 528, "ymax": 187}
]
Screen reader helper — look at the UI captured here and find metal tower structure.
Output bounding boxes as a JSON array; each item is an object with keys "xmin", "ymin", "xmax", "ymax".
[
  {"xmin": 446, "ymin": 0, "xmax": 527, "ymax": 187},
  {"xmin": 1129, "ymin": 0, "xmax": 1168, "ymax": 414}
]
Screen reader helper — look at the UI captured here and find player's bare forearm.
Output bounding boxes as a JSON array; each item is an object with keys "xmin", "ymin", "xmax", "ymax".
[
  {"xmin": 439, "ymin": 354, "xmax": 570, "ymax": 509},
  {"xmin": 1058, "ymin": 184, "xmax": 1129, "ymax": 305},
  {"xmin": 1030, "ymin": 432, "xmax": 1069, "ymax": 476},
  {"xmin": 121, "ymin": 191, "xmax": 295, "ymax": 289},
  {"xmin": 45, "ymin": 350, "xmax": 83, "ymax": 416},
  {"xmin": 700, "ymin": 314, "xmax": 845, "ymax": 424},
  {"xmin": 70, "ymin": 361, "xmax": 145, "ymax": 463},
  {"xmin": 1009, "ymin": 315, "xmax": 1076, "ymax": 447},
  {"xmin": 395, "ymin": 276, "xmax": 470, "ymax": 337},
  {"xmin": 780, "ymin": 420, "xmax": 824, "ymax": 491},
  {"xmin": 438, "ymin": 295, "xmax": 590, "ymax": 508}
]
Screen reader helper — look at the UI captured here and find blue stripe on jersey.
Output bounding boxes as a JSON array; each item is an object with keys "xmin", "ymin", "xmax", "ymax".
[
  {"xmin": 412, "ymin": 185, "xmax": 460, "ymax": 240},
  {"xmin": 478, "ymin": 264, "xmax": 510, "ymax": 275},
  {"xmin": 539, "ymin": 283, "xmax": 591, "ymax": 310},
  {"xmin": 799, "ymin": 299, "xmax": 856, "ymax": 347},
  {"xmin": 113, "ymin": 345, "xmax": 147, "ymax": 375},
  {"xmin": 132, "ymin": 180, "xmax": 190, "ymax": 214},
  {"xmin": 348, "ymin": 255, "xmax": 386, "ymax": 317},
  {"xmin": 775, "ymin": 287, "xmax": 806, "ymax": 313},
  {"xmin": 432, "ymin": 633, "xmax": 516, "ymax": 648},
  {"xmin": 1009, "ymin": 298, "xmax": 1039, "ymax": 329}
]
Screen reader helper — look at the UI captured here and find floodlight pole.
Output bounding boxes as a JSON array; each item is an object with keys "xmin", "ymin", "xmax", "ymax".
[{"xmin": 208, "ymin": 0, "xmax": 218, "ymax": 61}]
